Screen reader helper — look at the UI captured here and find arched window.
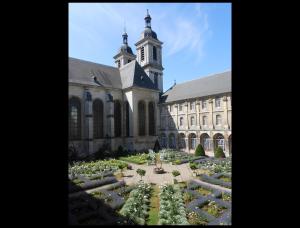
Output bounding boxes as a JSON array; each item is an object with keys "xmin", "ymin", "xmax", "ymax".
[
  {"xmin": 69, "ymin": 97, "xmax": 81, "ymax": 140},
  {"xmin": 154, "ymin": 72, "xmax": 158, "ymax": 88},
  {"xmin": 160, "ymin": 133, "xmax": 167, "ymax": 148},
  {"xmin": 93, "ymin": 99, "xmax": 103, "ymax": 139},
  {"xmin": 178, "ymin": 133, "xmax": 186, "ymax": 149},
  {"xmin": 200, "ymin": 133, "xmax": 211, "ymax": 151},
  {"xmin": 138, "ymin": 101, "xmax": 146, "ymax": 136},
  {"xmin": 215, "ymin": 97, "xmax": 221, "ymax": 108},
  {"xmin": 114, "ymin": 100, "xmax": 122, "ymax": 137},
  {"xmin": 216, "ymin": 115, "xmax": 222, "ymax": 126},
  {"xmin": 125, "ymin": 101, "xmax": 130, "ymax": 137},
  {"xmin": 153, "ymin": 46, "xmax": 157, "ymax": 60},
  {"xmin": 169, "ymin": 133, "xmax": 176, "ymax": 149},
  {"xmin": 148, "ymin": 101, "xmax": 155, "ymax": 136},
  {"xmin": 214, "ymin": 133, "xmax": 225, "ymax": 151},
  {"xmin": 189, "ymin": 133, "xmax": 197, "ymax": 150}
]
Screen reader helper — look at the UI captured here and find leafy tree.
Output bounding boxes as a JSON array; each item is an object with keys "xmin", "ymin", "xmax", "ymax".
[
  {"xmin": 136, "ymin": 168, "xmax": 146, "ymax": 180},
  {"xmin": 195, "ymin": 144, "xmax": 205, "ymax": 156}
]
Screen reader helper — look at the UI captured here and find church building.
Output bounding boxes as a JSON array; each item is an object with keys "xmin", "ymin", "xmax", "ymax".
[{"xmin": 69, "ymin": 10, "xmax": 231, "ymax": 158}]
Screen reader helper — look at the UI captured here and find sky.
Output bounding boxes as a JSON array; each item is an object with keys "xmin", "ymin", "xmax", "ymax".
[{"xmin": 69, "ymin": 3, "xmax": 231, "ymax": 92}]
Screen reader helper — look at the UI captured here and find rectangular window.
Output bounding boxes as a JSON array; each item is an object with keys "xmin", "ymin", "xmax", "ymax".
[
  {"xmin": 191, "ymin": 116, "xmax": 195, "ymax": 126},
  {"xmin": 179, "ymin": 104, "xmax": 183, "ymax": 111},
  {"xmin": 180, "ymin": 117, "xmax": 183, "ymax": 126},
  {"xmin": 170, "ymin": 105, "xmax": 173, "ymax": 112},
  {"xmin": 215, "ymin": 97, "xmax": 221, "ymax": 108},
  {"xmin": 203, "ymin": 116, "xmax": 207, "ymax": 125},
  {"xmin": 190, "ymin": 101, "xmax": 195, "ymax": 110},
  {"xmin": 117, "ymin": 60, "xmax": 120, "ymax": 68},
  {"xmin": 202, "ymin": 100, "xmax": 207, "ymax": 110}
]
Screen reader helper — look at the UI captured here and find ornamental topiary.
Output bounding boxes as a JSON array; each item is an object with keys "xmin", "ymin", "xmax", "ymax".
[
  {"xmin": 195, "ymin": 144, "xmax": 205, "ymax": 157},
  {"xmin": 214, "ymin": 147, "xmax": 226, "ymax": 158}
]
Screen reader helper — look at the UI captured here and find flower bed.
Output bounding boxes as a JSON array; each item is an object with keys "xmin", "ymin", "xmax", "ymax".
[
  {"xmin": 194, "ymin": 157, "xmax": 231, "ymax": 174},
  {"xmin": 201, "ymin": 200, "xmax": 226, "ymax": 218},
  {"xmin": 119, "ymin": 182, "xmax": 152, "ymax": 225},
  {"xmin": 69, "ymin": 159, "xmax": 128, "ymax": 178},
  {"xmin": 159, "ymin": 149, "xmax": 203, "ymax": 164},
  {"xmin": 158, "ymin": 184, "xmax": 189, "ymax": 225}
]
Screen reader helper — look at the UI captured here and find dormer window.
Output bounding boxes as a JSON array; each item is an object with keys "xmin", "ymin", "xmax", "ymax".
[{"xmin": 117, "ymin": 60, "xmax": 120, "ymax": 68}]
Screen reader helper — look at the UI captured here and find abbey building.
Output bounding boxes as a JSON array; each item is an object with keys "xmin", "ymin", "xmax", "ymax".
[{"xmin": 69, "ymin": 10, "xmax": 231, "ymax": 158}]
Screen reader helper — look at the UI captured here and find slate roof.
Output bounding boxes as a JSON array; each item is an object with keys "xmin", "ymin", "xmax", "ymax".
[
  {"xmin": 69, "ymin": 57, "xmax": 158, "ymax": 91},
  {"xmin": 161, "ymin": 71, "xmax": 231, "ymax": 103},
  {"xmin": 119, "ymin": 60, "xmax": 157, "ymax": 90}
]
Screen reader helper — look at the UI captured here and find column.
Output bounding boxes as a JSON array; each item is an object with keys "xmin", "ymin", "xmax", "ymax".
[
  {"xmin": 223, "ymin": 96, "xmax": 229, "ymax": 130},
  {"xmin": 196, "ymin": 100, "xmax": 200, "ymax": 129},
  {"xmin": 185, "ymin": 101, "xmax": 189, "ymax": 130},
  {"xmin": 84, "ymin": 88, "xmax": 93, "ymax": 155},
  {"xmin": 105, "ymin": 92, "xmax": 114, "ymax": 151},
  {"xmin": 209, "ymin": 98, "xmax": 214, "ymax": 129}
]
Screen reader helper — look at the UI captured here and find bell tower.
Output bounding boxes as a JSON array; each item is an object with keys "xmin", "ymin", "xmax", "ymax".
[
  {"xmin": 113, "ymin": 28, "xmax": 136, "ymax": 68},
  {"xmin": 135, "ymin": 9, "xmax": 164, "ymax": 92}
]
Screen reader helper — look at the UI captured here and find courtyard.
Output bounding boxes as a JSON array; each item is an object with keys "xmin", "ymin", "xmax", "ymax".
[{"xmin": 68, "ymin": 149, "xmax": 232, "ymax": 225}]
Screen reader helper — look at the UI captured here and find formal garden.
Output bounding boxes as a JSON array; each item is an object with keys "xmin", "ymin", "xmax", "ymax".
[{"xmin": 68, "ymin": 145, "xmax": 231, "ymax": 225}]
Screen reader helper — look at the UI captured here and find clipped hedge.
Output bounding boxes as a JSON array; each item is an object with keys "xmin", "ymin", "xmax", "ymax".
[
  {"xmin": 199, "ymin": 174, "xmax": 231, "ymax": 189},
  {"xmin": 195, "ymin": 144, "xmax": 205, "ymax": 157},
  {"xmin": 214, "ymin": 147, "xmax": 226, "ymax": 158},
  {"xmin": 69, "ymin": 176, "xmax": 118, "ymax": 193}
]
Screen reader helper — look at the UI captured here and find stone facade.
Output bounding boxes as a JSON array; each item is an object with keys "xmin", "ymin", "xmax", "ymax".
[{"xmin": 158, "ymin": 93, "xmax": 232, "ymax": 157}]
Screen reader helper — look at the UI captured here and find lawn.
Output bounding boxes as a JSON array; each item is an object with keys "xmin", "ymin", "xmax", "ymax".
[
  {"xmin": 118, "ymin": 153, "xmax": 149, "ymax": 164},
  {"xmin": 147, "ymin": 184, "xmax": 160, "ymax": 225}
]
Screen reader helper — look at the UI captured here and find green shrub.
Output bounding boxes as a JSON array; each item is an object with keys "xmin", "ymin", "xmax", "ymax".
[
  {"xmin": 172, "ymin": 170, "xmax": 180, "ymax": 177},
  {"xmin": 172, "ymin": 159, "xmax": 181, "ymax": 165},
  {"xmin": 136, "ymin": 168, "xmax": 146, "ymax": 180},
  {"xmin": 214, "ymin": 147, "xmax": 226, "ymax": 158},
  {"xmin": 189, "ymin": 162, "xmax": 197, "ymax": 170},
  {"xmin": 195, "ymin": 144, "xmax": 205, "ymax": 157}
]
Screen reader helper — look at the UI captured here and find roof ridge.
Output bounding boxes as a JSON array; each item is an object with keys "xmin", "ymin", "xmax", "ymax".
[
  {"xmin": 69, "ymin": 57, "xmax": 118, "ymax": 70},
  {"xmin": 172, "ymin": 70, "xmax": 231, "ymax": 88}
]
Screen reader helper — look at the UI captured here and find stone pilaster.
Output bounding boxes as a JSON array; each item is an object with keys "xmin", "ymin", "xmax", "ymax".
[
  {"xmin": 84, "ymin": 88, "xmax": 93, "ymax": 155},
  {"xmin": 185, "ymin": 102, "xmax": 189, "ymax": 130},
  {"xmin": 209, "ymin": 98, "xmax": 214, "ymax": 130},
  {"xmin": 223, "ymin": 96, "xmax": 229, "ymax": 130}
]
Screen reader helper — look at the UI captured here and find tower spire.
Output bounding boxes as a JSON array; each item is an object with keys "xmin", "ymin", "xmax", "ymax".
[
  {"xmin": 145, "ymin": 9, "xmax": 151, "ymax": 28},
  {"xmin": 122, "ymin": 22, "xmax": 128, "ymax": 45}
]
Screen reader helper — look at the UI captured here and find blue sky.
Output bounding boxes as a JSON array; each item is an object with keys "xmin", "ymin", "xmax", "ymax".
[{"xmin": 69, "ymin": 3, "xmax": 231, "ymax": 91}]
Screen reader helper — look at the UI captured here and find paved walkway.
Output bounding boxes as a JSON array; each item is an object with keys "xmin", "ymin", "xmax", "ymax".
[{"xmin": 122, "ymin": 162, "xmax": 194, "ymax": 185}]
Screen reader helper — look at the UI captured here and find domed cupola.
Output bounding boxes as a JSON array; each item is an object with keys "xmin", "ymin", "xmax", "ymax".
[
  {"xmin": 119, "ymin": 31, "xmax": 134, "ymax": 55},
  {"xmin": 141, "ymin": 9, "xmax": 158, "ymax": 40},
  {"xmin": 113, "ymin": 30, "xmax": 136, "ymax": 68}
]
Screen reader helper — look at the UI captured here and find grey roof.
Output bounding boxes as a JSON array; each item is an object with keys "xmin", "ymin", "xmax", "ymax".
[
  {"xmin": 120, "ymin": 60, "xmax": 158, "ymax": 90},
  {"xmin": 161, "ymin": 71, "xmax": 231, "ymax": 103},
  {"xmin": 69, "ymin": 57, "xmax": 158, "ymax": 91},
  {"xmin": 141, "ymin": 28, "xmax": 158, "ymax": 40},
  {"xmin": 69, "ymin": 57, "xmax": 122, "ymax": 88}
]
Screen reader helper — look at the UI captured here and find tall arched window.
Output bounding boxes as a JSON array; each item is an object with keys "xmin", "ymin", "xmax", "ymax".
[
  {"xmin": 148, "ymin": 101, "xmax": 155, "ymax": 136},
  {"xmin": 180, "ymin": 117, "xmax": 184, "ymax": 126},
  {"xmin": 69, "ymin": 97, "xmax": 81, "ymax": 140},
  {"xmin": 153, "ymin": 46, "xmax": 157, "ymax": 60},
  {"xmin": 169, "ymin": 133, "xmax": 176, "ymax": 149},
  {"xmin": 189, "ymin": 133, "xmax": 197, "ymax": 150},
  {"xmin": 125, "ymin": 101, "xmax": 130, "ymax": 137},
  {"xmin": 191, "ymin": 116, "xmax": 195, "ymax": 126},
  {"xmin": 93, "ymin": 99, "xmax": 103, "ymax": 139},
  {"xmin": 138, "ymin": 101, "xmax": 146, "ymax": 136},
  {"xmin": 203, "ymin": 116, "xmax": 208, "ymax": 126},
  {"xmin": 114, "ymin": 100, "xmax": 122, "ymax": 137},
  {"xmin": 160, "ymin": 133, "xmax": 167, "ymax": 148}
]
